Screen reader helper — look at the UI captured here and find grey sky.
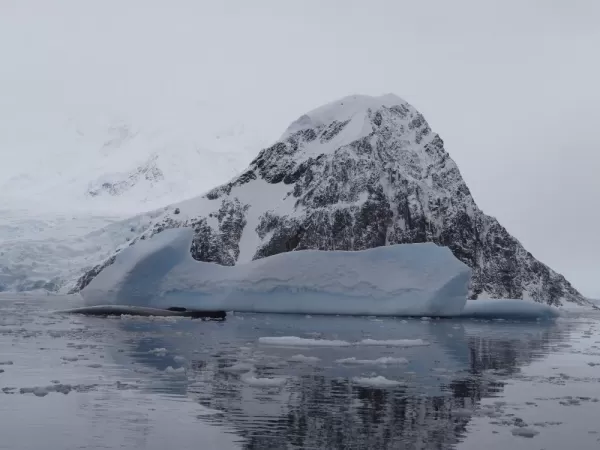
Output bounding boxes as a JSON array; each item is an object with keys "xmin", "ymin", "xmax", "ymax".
[{"xmin": 1, "ymin": 0, "xmax": 598, "ymax": 297}]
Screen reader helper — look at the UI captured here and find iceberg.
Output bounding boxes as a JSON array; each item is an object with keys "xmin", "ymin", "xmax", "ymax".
[
  {"xmin": 81, "ymin": 227, "xmax": 472, "ymax": 317},
  {"xmin": 79, "ymin": 227, "xmax": 560, "ymax": 319}
]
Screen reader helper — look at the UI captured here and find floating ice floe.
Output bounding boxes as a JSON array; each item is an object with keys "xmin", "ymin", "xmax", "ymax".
[
  {"xmin": 289, "ymin": 354, "xmax": 321, "ymax": 363},
  {"xmin": 336, "ymin": 357, "xmax": 409, "ymax": 365},
  {"xmin": 352, "ymin": 376, "xmax": 405, "ymax": 388},
  {"xmin": 258, "ymin": 336, "xmax": 351, "ymax": 347}
]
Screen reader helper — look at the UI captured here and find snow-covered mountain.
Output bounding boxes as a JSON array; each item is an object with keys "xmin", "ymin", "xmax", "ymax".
[
  {"xmin": 0, "ymin": 100, "xmax": 274, "ymax": 293},
  {"xmin": 62, "ymin": 94, "xmax": 585, "ymax": 306},
  {"xmin": 0, "ymin": 102, "xmax": 269, "ymax": 214}
]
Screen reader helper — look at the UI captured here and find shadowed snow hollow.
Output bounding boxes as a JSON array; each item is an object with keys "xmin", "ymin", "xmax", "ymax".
[{"xmin": 81, "ymin": 228, "xmax": 472, "ymax": 317}]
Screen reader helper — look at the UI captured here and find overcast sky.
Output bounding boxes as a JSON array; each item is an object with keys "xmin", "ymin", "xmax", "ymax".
[{"xmin": 1, "ymin": 0, "xmax": 598, "ymax": 297}]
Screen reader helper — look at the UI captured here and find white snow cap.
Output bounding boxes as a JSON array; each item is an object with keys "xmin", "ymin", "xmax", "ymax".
[{"xmin": 282, "ymin": 93, "xmax": 408, "ymax": 138}]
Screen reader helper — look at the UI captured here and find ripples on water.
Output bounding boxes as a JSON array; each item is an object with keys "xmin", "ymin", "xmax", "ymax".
[{"xmin": 1, "ymin": 294, "xmax": 599, "ymax": 450}]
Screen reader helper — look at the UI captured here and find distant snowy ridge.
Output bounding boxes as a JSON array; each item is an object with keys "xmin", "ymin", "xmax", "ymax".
[
  {"xmin": 30, "ymin": 94, "xmax": 590, "ymax": 306},
  {"xmin": 0, "ymin": 101, "xmax": 269, "ymax": 292},
  {"xmin": 0, "ymin": 102, "xmax": 269, "ymax": 214}
]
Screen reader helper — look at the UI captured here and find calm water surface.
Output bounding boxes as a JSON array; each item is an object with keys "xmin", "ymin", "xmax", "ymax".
[{"xmin": 1, "ymin": 294, "xmax": 599, "ymax": 450}]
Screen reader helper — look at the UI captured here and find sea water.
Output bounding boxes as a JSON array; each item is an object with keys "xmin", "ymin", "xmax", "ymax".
[{"xmin": 1, "ymin": 294, "xmax": 599, "ymax": 450}]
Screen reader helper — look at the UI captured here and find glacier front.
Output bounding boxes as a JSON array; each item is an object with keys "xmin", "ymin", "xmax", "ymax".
[{"xmin": 81, "ymin": 227, "xmax": 472, "ymax": 317}]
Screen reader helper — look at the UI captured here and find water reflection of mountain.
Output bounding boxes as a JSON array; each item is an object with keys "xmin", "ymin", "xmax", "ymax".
[{"xmin": 108, "ymin": 315, "xmax": 568, "ymax": 450}]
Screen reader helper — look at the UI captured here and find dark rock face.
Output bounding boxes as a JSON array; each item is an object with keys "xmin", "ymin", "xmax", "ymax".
[
  {"xmin": 87, "ymin": 155, "xmax": 164, "ymax": 198},
  {"xmin": 70, "ymin": 255, "xmax": 116, "ymax": 294},
  {"xmin": 72, "ymin": 94, "xmax": 586, "ymax": 306}
]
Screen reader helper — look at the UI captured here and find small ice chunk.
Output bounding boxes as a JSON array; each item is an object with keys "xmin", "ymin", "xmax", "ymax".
[
  {"xmin": 336, "ymin": 357, "xmax": 408, "ymax": 365},
  {"xmin": 259, "ymin": 336, "xmax": 351, "ymax": 347},
  {"xmin": 164, "ymin": 366, "xmax": 185, "ymax": 373},
  {"xmin": 289, "ymin": 354, "xmax": 321, "ymax": 363},
  {"xmin": 511, "ymin": 427, "xmax": 539, "ymax": 438},
  {"xmin": 61, "ymin": 356, "xmax": 79, "ymax": 362},
  {"xmin": 149, "ymin": 348, "xmax": 168, "ymax": 356},
  {"xmin": 359, "ymin": 339, "xmax": 429, "ymax": 347},
  {"xmin": 173, "ymin": 356, "xmax": 186, "ymax": 364},
  {"xmin": 242, "ymin": 375, "xmax": 287, "ymax": 387},
  {"xmin": 222, "ymin": 362, "xmax": 254, "ymax": 373},
  {"xmin": 352, "ymin": 376, "xmax": 404, "ymax": 387},
  {"xmin": 259, "ymin": 336, "xmax": 428, "ymax": 348}
]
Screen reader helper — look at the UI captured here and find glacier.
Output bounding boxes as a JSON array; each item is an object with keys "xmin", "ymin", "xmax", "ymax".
[
  {"xmin": 81, "ymin": 227, "xmax": 472, "ymax": 317},
  {"xmin": 79, "ymin": 227, "xmax": 559, "ymax": 319}
]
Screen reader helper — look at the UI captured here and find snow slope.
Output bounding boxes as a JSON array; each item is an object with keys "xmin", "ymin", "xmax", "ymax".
[
  {"xmin": 72, "ymin": 94, "xmax": 587, "ymax": 307},
  {"xmin": 81, "ymin": 227, "xmax": 472, "ymax": 317}
]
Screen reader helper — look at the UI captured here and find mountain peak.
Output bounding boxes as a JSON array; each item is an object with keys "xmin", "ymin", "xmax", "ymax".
[
  {"xmin": 71, "ymin": 94, "xmax": 587, "ymax": 307},
  {"xmin": 282, "ymin": 93, "xmax": 409, "ymax": 139}
]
